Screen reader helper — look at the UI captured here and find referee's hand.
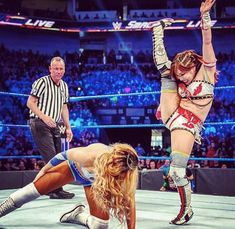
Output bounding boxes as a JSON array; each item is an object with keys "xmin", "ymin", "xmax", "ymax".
[
  {"xmin": 66, "ymin": 128, "xmax": 73, "ymax": 142},
  {"xmin": 42, "ymin": 116, "xmax": 56, "ymax": 128}
]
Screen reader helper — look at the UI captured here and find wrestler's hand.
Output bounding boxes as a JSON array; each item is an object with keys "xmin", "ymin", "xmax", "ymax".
[
  {"xmin": 155, "ymin": 105, "xmax": 162, "ymax": 120},
  {"xmin": 149, "ymin": 18, "xmax": 174, "ymax": 29},
  {"xmin": 200, "ymin": 0, "xmax": 216, "ymax": 15},
  {"xmin": 33, "ymin": 169, "xmax": 46, "ymax": 182}
]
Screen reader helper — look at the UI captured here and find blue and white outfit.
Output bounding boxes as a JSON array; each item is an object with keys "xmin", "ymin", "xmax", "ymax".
[
  {"xmin": 49, "ymin": 150, "xmax": 94, "ymax": 186},
  {"xmin": 67, "ymin": 161, "xmax": 94, "ymax": 186}
]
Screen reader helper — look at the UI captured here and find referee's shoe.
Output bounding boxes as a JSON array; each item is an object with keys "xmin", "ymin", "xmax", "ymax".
[{"xmin": 49, "ymin": 190, "xmax": 75, "ymax": 199}]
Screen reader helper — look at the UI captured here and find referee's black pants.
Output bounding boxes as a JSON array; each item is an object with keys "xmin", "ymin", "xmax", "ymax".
[{"xmin": 29, "ymin": 118, "xmax": 63, "ymax": 193}]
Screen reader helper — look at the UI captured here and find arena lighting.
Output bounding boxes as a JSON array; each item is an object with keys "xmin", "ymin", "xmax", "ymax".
[{"xmin": 0, "ymin": 13, "xmax": 235, "ymax": 32}]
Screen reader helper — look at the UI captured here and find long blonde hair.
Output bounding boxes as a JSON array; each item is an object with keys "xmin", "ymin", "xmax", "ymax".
[{"xmin": 92, "ymin": 143, "xmax": 139, "ymax": 223}]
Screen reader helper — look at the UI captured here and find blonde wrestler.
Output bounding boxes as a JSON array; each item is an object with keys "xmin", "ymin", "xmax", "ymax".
[
  {"xmin": 0, "ymin": 143, "xmax": 139, "ymax": 229},
  {"xmin": 151, "ymin": 0, "xmax": 217, "ymax": 225}
]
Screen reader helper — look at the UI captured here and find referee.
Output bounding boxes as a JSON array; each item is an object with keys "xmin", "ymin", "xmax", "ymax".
[{"xmin": 27, "ymin": 56, "xmax": 74, "ymax": 199}]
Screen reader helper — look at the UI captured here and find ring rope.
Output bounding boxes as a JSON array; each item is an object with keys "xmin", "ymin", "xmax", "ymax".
[
  {"xmin": 0, "ymin": 85, "xmax": 235, "ymax": 101},
  {"xmin": 0, "ymin": 122, "xmax": 235, "ymax": 129},
  {"xmin": 0, "ymin": 155, "xmax": 234, "ymax": 162},
  {"xmin": 139, "ymin": 156, "xmax": 235, "ymax": 162},
  {"xmin": 0, "ymin": 155, "xmax": 43, "ymax": 159},
  {"xmin": 1, "ymin": 87, "xmax": 234, "ymax": 164}
]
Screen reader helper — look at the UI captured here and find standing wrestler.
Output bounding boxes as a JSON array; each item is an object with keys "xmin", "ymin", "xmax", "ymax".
[
  {"xmin": 0, "ymin": 143, "xmax": 138, "ymax": 229},
  {"xmin": 151, "ymin": 0, "xmax": 216, "ymax": 225},
  {"xmin": 27, "ymin": 56, "xmax": 74, "ymax": 199}
]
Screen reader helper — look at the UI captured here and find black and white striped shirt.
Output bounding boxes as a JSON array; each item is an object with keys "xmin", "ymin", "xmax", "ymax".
[{"xmin": 29, "ymin": 75, "xmax": 69, "ymax": 122}]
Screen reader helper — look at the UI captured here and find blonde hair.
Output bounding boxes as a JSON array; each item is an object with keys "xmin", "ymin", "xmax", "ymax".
[
  {"xmin": 92, "ymin": 143, "xmax": 139, "ymax": 223},
  {"xmin": 171, "ymin": 50, "xmax": 203, "ymax": 80}
]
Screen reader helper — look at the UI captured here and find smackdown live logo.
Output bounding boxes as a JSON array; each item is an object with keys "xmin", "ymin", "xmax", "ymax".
[
  {"xmin": 112, "ymin": 20, "xmax": 217, "ymax": 31},
  {"xmin": 112, "ymin": 21, "xmax": 150, "ymax": 30}
]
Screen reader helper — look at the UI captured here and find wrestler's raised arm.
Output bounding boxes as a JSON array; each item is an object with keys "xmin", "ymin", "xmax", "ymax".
[{"xmin": 201, "ymin": 0, "xmax": 217, "ymax": 68}]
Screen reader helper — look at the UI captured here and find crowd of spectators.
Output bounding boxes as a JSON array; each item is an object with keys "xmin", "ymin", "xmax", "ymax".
[
  {"xmin": 0, "ymin": 0, "xmax": 72, "ymax": 21},
  {"xmin": 0, "ymin": 44, "xmax": 234, "ymax": 170},
  {"xmin": 0, "ymin": 126, "xmax": 99, "ymax": 171},
  {"xmin": 138, "ymin": 130, "xmax": 234, "ymax": 170}
]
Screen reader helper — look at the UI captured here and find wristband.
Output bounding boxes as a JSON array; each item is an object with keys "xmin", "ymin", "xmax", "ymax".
[{"xmin": 201, "ymin": 12, "xmax": 211, "ymax": 30}]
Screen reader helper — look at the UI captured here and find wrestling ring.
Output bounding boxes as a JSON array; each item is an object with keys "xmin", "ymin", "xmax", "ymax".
[{"xmin": 0, "ymin": 86, "xmax": 235, "ymax": 229}]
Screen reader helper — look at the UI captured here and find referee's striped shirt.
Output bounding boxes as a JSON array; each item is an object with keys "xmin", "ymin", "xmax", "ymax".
[{"xmin": 29, "ymin": 75, "xmax": 69, "ymax": 122}]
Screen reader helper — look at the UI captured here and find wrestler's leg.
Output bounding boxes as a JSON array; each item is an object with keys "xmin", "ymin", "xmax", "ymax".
[
  {"xmin": 169, "ymin": 130, "xmax": 195, "ymax": 225},
  {"xmin": 34, "ymin": 161, "xmax": 74, "ymax": 195},
  {"xmin": 60, "ymin": 186, "xmax": 109, "ymax": 229},
  {"xmin": 171, "ymin": 130, "xmax": 195, "ymax": 154},
  {"xmin": 151, "ymin": 18, "xmax": 180, "ymax": 122},
  {"xmin": 0, "ymin": 162, "xmax": 74, "ymax": 218},
  {"xmin": 160, "ymin": 92, "xmax": 180, "ymax": 123},
  {"xmin": 84, "ymin": 186, "xmax": 109, "ymax": 220}
]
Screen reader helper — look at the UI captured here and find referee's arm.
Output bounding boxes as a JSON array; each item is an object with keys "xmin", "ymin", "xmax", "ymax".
[{"xmin": 61, "ymin": 104, "xmax": 73, "ymax": 142}]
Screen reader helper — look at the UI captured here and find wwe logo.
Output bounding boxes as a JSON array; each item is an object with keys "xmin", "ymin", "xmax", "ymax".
[
  {"xmin": 112, "ymin": 21, "xmax": 122, "ymax": 30},
  {"xmin": 58, "ymin": 125, "xmax": 66, "ymax": 134}
]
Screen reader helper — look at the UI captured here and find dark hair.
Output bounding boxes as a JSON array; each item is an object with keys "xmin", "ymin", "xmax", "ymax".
[{"xmin": 170, "ymin": 50, "xmax": 203, "ymax": 80}]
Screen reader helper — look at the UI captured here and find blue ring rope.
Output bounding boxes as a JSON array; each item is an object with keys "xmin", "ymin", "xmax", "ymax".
[
  {"xmin": 0, "ymin": 122, "xmax": 235, "ymax": 129},
  {"xmin": 139, "ymin": 156, "xmax": 235, "ymax": 162},
  {"xmin": 0, "ymin": 155, "xmax": 43, "ymax": 159},
  {"xmin": 1, "ymin": 88, "xmax": 234, "ymax": 162},
  {"xmin": 0, "ymin": 85, "xmax": 235, "ymax": 101},
  {"xmin": 0, "ymin": 155, "xmax": 234, "ymax": 162}
]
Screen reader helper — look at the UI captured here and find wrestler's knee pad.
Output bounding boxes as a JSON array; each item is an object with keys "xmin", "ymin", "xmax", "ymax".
[
  {"xmin": 169, "ymin": 151, "xmax": 189, "ymax": 186},
  {"xmin": 161, "ymin": 77, "xmax": 177, "ymax": 92}
]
